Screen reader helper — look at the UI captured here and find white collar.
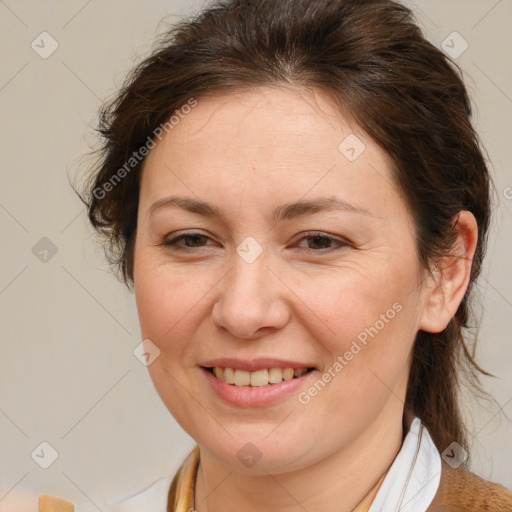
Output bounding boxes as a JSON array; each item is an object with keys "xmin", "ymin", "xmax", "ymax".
[{"xmin": 368, "ymin": 417, "xmax": 441, "ymax": 512}]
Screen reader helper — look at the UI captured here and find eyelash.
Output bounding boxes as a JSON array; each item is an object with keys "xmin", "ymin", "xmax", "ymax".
[{"xmin": 162, "ymin": 231, "xmax": 349, "ymax": 253}]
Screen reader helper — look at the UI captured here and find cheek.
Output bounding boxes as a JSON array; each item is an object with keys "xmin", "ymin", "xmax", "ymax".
[
  {"xmin": 306, "ymin": 259, "xmax": 421, "ymax": 405},
  {"xmin": 134, "ymin": 245, "xmax": 187, "ymax": 334},
  {"xmin": 135, "ymin": 276, "xmax": 196, "ymax": 367},
  {"xmin": 314, "ymin": 265, "xmax": 417, "ymax": 347},
  {"xmin": 133, "ymin": 254, "xmax": 219, "ymax": 363},
  {"xmin": 135, "ymin": 270, "xmax": 175, "ymax": 341},
  {"xmin": 133, "ymin": 259, "xmax": 211, "ymax": 430},
  {"xmin": 299, "ymin": 276, "xmax": 417, "ymax": 436}
]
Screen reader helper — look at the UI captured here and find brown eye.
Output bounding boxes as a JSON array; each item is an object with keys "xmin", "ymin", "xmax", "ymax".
[
  {"xmin": 164, "ymin": 233, "xmax": 212, "ymax": 250},
  {"xmin": 305, "ymin": 235, "xmax": 334, "ymax": 250},
  {"xmin": 295, "ymin": 232, "xmax": 348, "ymax": 252}
]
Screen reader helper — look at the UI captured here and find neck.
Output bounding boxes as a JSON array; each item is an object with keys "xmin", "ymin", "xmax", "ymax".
[{"xmin": 194, "ymin": 404, "xmax": 404, "ymax": 512}]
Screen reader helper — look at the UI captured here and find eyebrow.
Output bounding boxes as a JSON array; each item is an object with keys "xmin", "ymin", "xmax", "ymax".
[{"xmin": 146, "ymin": 195, "xmax": 373, "ymax": 222}]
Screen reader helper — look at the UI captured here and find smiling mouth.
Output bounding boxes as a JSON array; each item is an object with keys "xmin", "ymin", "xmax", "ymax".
[{"xmin": 203, "ymin": 366, "xmax": 315, "ymax": 387}]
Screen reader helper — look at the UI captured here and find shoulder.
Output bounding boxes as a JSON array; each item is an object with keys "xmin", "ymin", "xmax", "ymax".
[{"xmin": 427, "ymin": 460, "xmax": 512, "ymax": 512}]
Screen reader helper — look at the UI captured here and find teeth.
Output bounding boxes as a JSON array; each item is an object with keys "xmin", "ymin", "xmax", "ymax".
[
  {"xmin": 250, "ymin": 369, "xmax": 268, "ymax": 387},
  {"xmin": 211, "ymin": 366, "xmax": 310, "ymax": 386},
  {"xmin": 282, "ymin": 368, "xmax": 294, "ymax": 381},
  {"xmin": 294, "ymin": 368, "xmax": 307, "ymax": 377},
  {"xmin": 224, "ymin": 367, "xmax": 235, "ymax": 384},
  {"xmin": 268, "ymin": 367, "xmax": 283, "ymax": 384},
  {"xmin": 234, "ymin": 369, "xmax": 250, "ymax": 386}
]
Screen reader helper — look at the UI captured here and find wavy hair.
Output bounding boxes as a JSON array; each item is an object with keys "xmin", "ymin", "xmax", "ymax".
[{"xmin": 79, "ymin": 0, "xmax": 494, "ymax": 455}]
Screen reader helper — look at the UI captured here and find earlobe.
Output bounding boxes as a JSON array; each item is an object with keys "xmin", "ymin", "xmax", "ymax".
[{"xmin": 419, "ymin": 211, "xmax": 478, "ymax": 333}]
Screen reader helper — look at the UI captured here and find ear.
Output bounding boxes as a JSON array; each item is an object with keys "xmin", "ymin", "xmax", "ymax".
[{"xmin": 419, "ymin": 211, "xmax": 478, "ymax": 333}]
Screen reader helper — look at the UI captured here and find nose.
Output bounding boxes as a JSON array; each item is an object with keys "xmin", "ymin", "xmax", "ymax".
[{"xmin": 211, "ymin": 251, "xmax": 290, "ymax": 339}]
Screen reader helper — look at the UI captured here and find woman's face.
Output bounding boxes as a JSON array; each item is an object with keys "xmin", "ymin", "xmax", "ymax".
[{"xmin": 134, "ymin": 86, "xmax": 433, "ymax": 474}]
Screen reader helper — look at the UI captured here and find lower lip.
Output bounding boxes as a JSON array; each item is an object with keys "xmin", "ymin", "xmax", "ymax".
[{"xmin": 201, "ymin": 367, "xmax": 316, "ymax": 407}]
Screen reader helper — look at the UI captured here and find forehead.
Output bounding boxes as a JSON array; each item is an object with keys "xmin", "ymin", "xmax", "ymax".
[
  {"xmin": 152, "ymin": 86, "xmax": 359, "ymax": 158},
  {"xmin": 139, "ymin": 85, "xmax": 405, "ymax": 222}
]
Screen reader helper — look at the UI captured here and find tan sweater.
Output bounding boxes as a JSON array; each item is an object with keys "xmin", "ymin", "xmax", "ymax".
[{"xmin": 426, "ymin": 460, "xmax": 512, "ymax": 511}]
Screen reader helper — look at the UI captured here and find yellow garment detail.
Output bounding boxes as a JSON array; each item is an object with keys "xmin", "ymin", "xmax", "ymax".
[{"xmin": 38, "ymin": 494, "xmax": 74, "ymax": 512}]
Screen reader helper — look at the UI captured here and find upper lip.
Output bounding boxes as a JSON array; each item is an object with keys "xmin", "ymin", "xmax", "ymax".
[{"xmin": 200, "ymin": 357, "xmax": 315, "ymax": 372}]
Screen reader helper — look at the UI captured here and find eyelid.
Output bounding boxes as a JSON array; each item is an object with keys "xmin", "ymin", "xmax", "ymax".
[
  {"xmin": 163, "ymin": 230, "xmax": 350, "ymax": 252},
  {"xmin": 163, "ymin": 230, "xmax": 216, "ymax": 247}
]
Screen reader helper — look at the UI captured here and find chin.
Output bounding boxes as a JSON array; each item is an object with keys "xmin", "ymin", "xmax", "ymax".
[
  {"xmin": 208, "ymin": 439, "xmax": 313, "ymax": 475},
  {"xmin": 190, "ymin": 418, "xmax": 332, "ymax": 476}
]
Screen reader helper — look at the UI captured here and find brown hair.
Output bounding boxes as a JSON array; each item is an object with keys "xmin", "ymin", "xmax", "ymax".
[{"xmin": 79, "ymin": 0, "xmax": 493, "ymax": 456}]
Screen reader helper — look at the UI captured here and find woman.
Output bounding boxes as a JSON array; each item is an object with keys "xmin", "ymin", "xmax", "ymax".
[{"xmin": 64, "ymin": 0, "xmax": 510, "ymax": 510}]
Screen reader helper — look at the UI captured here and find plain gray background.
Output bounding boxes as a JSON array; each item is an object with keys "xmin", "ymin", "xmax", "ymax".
[{"xmin": 1, "ymin": 0, "xmax": 511, "ymax": 510}]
